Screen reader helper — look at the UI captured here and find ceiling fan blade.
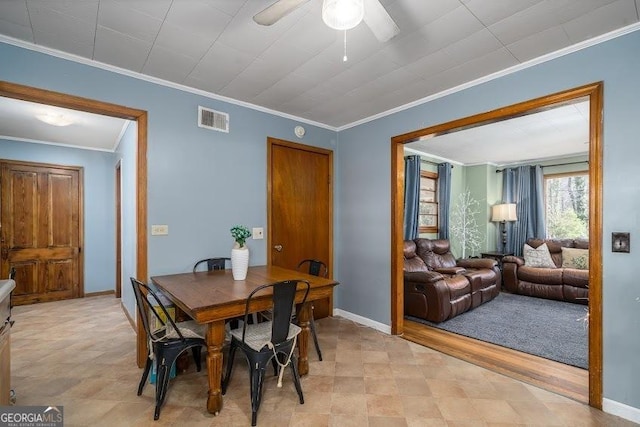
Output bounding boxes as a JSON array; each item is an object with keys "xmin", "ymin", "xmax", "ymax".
[
  {"xmin": 363, "ymin": 0, "xmax": 400, "ymax": 42},
  {"xmin": 253, "ymin": 0, "xmax": 311, "ymax": 26}
]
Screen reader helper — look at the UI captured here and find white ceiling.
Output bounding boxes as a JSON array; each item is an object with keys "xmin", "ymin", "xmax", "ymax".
[
  {"xmin": 0, "ymin": 97, "xmax": 129, "ymax": 151},
  {"xmin": 406, "ymin": 100, "xmax": 590, "ymax": 166},
  {"xmin": 0, "ymin": 0, "xmax": 638, "ymax": 130}
]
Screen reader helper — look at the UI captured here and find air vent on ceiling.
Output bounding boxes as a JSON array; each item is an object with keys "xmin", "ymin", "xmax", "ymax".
[{"xmin": 198, "ymin": 106, "xmax": 229, "ymax": 133}]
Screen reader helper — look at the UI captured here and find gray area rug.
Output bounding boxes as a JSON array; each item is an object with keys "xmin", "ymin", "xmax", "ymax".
[{"xmin": 407, "ymin": 292, "xmax": 588, "ymax": 369}]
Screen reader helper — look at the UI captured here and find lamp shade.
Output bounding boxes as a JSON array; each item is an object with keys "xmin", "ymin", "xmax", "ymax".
[
  {"xmin": 491, "ymin": 203, "xmax": 517, "ymax": 222},
  {"xmin": 322, "ymin": 0, "xmax": 364, "ymax": 30}
]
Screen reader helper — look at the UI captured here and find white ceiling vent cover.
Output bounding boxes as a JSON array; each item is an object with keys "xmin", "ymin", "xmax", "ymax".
[{"xmin": 198, "ymin": 106, "xmax": 229, "ymax": 133}]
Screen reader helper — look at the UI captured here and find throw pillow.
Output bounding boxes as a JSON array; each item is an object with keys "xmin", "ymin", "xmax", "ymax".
[
  {"xmin": 561, "ymin": 247, "xmax": 589, "ymax": 270},
  {"xmin": 523, "ymin": 243, "xmax": 556, "ymax": 268}
]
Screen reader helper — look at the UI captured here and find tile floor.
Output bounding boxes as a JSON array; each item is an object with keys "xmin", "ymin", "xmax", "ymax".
[{"xmin": 9, "ymin": 295, "xmax": 636, "ymax": 426}]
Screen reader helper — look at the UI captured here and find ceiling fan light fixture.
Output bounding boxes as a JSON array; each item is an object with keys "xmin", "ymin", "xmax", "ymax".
[{"xmin": 322, "ymin": 0, "xmax": 364, "ymax": 30}]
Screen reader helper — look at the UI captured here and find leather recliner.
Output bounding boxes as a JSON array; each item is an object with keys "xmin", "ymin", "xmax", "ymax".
[
  {"xmin": 414, "ymin": 239, "xmax": 501, "ymax": 308},
  {"xmin": 403, "ymin": 238, "xmax": 501, "ymax": 323},
  {"xmin": 404, "ymin": 240, "xmax": 471, "ymax": 322}
]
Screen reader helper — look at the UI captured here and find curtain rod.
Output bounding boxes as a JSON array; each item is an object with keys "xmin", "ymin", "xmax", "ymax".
[
  {"xmin": 495, "ymin": 160, "xmax": 588, "ymax": 173},
  {"xmin": 420, "ymin": 159, "xmax": 454, "ymax": 168}
]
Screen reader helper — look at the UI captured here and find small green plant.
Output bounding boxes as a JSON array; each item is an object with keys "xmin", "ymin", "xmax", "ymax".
[{"xmin": 230, "ymin": 225, "xmax": 251, "ymax": 248}]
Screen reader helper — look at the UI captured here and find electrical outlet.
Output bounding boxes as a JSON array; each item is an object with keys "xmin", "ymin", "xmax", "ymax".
[
  {"xmin": 151, "ymin": 225, "xmax": 169, "ymax": 236},
  {"xmin": 252, "ymin": 227, "xmax": 264, "ymax": 240}
]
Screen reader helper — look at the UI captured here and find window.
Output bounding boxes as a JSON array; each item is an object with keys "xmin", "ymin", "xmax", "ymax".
[
  {"xmin": 419, "ymin": 171, "xmax": 438, "ymax": 233},
  {"xmin": 544, "ymin": 172, "xmax": 588, "ymax": 239}
]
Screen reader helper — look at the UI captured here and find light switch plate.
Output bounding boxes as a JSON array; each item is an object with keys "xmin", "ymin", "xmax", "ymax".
[
  {"xmin": 252, "ymin": 227, "xmax": 264, "ymax": 240},
  {"xmin": 612, "ymin": 232, "xmax": 630, "ymax": 253},
  {"xmin": 151, "ymin": 225, "xmax": 169, "ymax": 236}
]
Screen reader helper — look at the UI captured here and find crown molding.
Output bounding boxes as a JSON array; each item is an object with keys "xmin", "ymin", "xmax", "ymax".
[
  {"xmin": 0, "ymin": 134, "xmax": 116, "ymax": 153},
  {"xmin": 403, "ymin": 147, "xmax": 463, "ymax": 166}
]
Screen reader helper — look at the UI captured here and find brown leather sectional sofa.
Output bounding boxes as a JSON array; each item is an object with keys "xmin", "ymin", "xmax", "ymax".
[
  {"xmin": 502, "ymin": 238, "xmax": 589, "ymax": 304},
  {"xmin": 403, "ymin": 238, "xmax": 500, "ymax": 323}
]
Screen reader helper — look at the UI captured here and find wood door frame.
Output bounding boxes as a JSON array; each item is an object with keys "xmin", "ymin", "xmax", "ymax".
[
  {"xmin": 390, "ymin": 82, "xmax": 603, "ymax": 408},
  {"xmin": 0, "ymin": 80, "xmax": 148, "ymax": 367},
  {"xmin": 266, "ymin": 137, "xmax": 334, "ymax": 288},
  {"xmin": 115, "ymin": 161, "xmax": 122, "ymax": 299}
]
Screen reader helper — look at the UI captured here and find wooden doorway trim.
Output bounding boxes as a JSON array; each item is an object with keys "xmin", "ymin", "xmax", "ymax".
[
  {"xmin": 115, "ymin": 161, "xmax": 122, "ymax": 299},
  {"xmin": 390, "ymin": 82, "xmax": 603, "ymax": 408},
  {"xmin": 0, "ymin": 80, "xmax": 148, "ymax": 367}
]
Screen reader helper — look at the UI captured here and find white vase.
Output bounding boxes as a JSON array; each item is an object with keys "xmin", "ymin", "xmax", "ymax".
[{"xmin": 231, "ymin": 246, "xmax": 249, "ymax": 280}]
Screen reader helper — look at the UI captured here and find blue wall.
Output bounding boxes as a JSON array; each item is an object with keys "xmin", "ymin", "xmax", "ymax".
[
  {"xmin": 337, "ymin": 30, "xmax": 640, "ymax": 412},
  {"xmin": 0, "ymin": 139, "xmax": 116, "ymax": 293},
  {"xmin": 115, "ymin": 122, "xmax": 137, "ymax": 316}
]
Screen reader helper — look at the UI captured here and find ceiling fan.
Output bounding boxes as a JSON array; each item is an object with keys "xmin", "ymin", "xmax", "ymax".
[{"xmin": 253, "ymin": 0, "xmax": 400, "ymax": 43}]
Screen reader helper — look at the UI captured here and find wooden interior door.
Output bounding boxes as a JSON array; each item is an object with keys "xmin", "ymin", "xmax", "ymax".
[
  {"xmin": 0, "ymin": 160, "xmax": 83, "ymax": 305},
  {"xmin": 268, "ymin": 138, "xmax": 333, "ymax": 317}
]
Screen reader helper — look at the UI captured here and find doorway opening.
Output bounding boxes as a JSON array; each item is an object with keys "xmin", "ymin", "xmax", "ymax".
[
  {"xmin": 390, "ymin": 82, "xmax": 603, "ymax": 407},
  {"xmin": 0, "ymin": 80, "xmax": 149, "ymax": 367}
]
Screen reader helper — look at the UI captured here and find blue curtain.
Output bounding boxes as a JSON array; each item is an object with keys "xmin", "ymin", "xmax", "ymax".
[
  {"xmin": 437, "ymin": 162, "xmax": 452, "ymax": 239},
  {"xmin": 403, "ymin": 155, "xmax": 421, "ymax": 240},
  {"xmin": 502, "ymin": 165, "xmax": 546, "ymax": 256}
]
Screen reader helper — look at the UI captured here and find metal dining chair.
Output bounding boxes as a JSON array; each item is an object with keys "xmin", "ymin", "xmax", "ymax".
[
  {"xmin": 130, "ymin": 277, "xmax": 206, "ymax": 420},
  {"xmin": 222, "ymin": 279, "xmax": 310, "ymax": 426},
  {"xmin": 192, "ymin": 257, "xmax": 231, "ymax": 273}
]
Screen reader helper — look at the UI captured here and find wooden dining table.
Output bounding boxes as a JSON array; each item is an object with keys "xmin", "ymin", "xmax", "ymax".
[{"xmin": 150, "ymin": 265, "xmax": 339, "ymax": 415}]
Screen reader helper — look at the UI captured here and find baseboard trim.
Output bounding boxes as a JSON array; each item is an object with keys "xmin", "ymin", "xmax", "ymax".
[
  {"xmin": 122, "ymin": 301, "xmax": 136, "ymax": 332},
  {"xmin": 603, "ymin": 398, "xmax": 640, "ymax": 424},
  {"xmin": 333, "ymin": 309, "xmax": 391, "ymax": 334},
  {"xmin": 85, "ymin": 290, "xmax": 115, "ymax": 297}
]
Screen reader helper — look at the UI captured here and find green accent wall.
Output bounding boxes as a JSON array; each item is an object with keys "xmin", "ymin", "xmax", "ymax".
[{"xmin": 409, "ymin": 155, "xmax": 587, "ymax": 257}]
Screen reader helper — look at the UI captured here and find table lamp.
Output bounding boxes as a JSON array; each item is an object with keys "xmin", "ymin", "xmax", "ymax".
[{"xmin": 491, "ymin": 203, "xmax": 517, "ymax": 247}]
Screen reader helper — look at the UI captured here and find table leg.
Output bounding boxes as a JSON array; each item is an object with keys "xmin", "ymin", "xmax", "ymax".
[
  {"xmin": 297, "ymin": 301, "xmax": 311, "ymax": 376},
  {"xmin": 206, "ymin": 320, "xmax": 225, "ymax": 415}
]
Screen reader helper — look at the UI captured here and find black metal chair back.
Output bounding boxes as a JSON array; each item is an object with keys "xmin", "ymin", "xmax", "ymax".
[
  {"xmin": 131, "ymin": 278, "xmax": 185, "ymax": 342},
  {"xmin": 241, "ymin": 279, "xmax": 310, "ymax": 345},
  {"xmin": 297, "ymin": 259, "xmax": 328, "ymax": 278},
  {"xmin": 130, "ymin": 277, "xmax": 205, "ymax": 420},
  {"xmin": 193, "ymin": 257, "xmax": 231, "ymax": 273},
  {"xmin": 224, "ymin": 279, "xmax": 310, "ymax": 426}
]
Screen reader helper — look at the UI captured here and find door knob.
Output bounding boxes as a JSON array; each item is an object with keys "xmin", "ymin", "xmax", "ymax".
[{"xmin": 273, "ymin": 244, "xmax": 283, "ymax": 252}]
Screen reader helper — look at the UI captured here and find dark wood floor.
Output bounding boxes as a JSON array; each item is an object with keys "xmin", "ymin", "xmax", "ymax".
[{"xmin": 402, "ymin": 319, "xmax": 589, "ymax": 403}]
